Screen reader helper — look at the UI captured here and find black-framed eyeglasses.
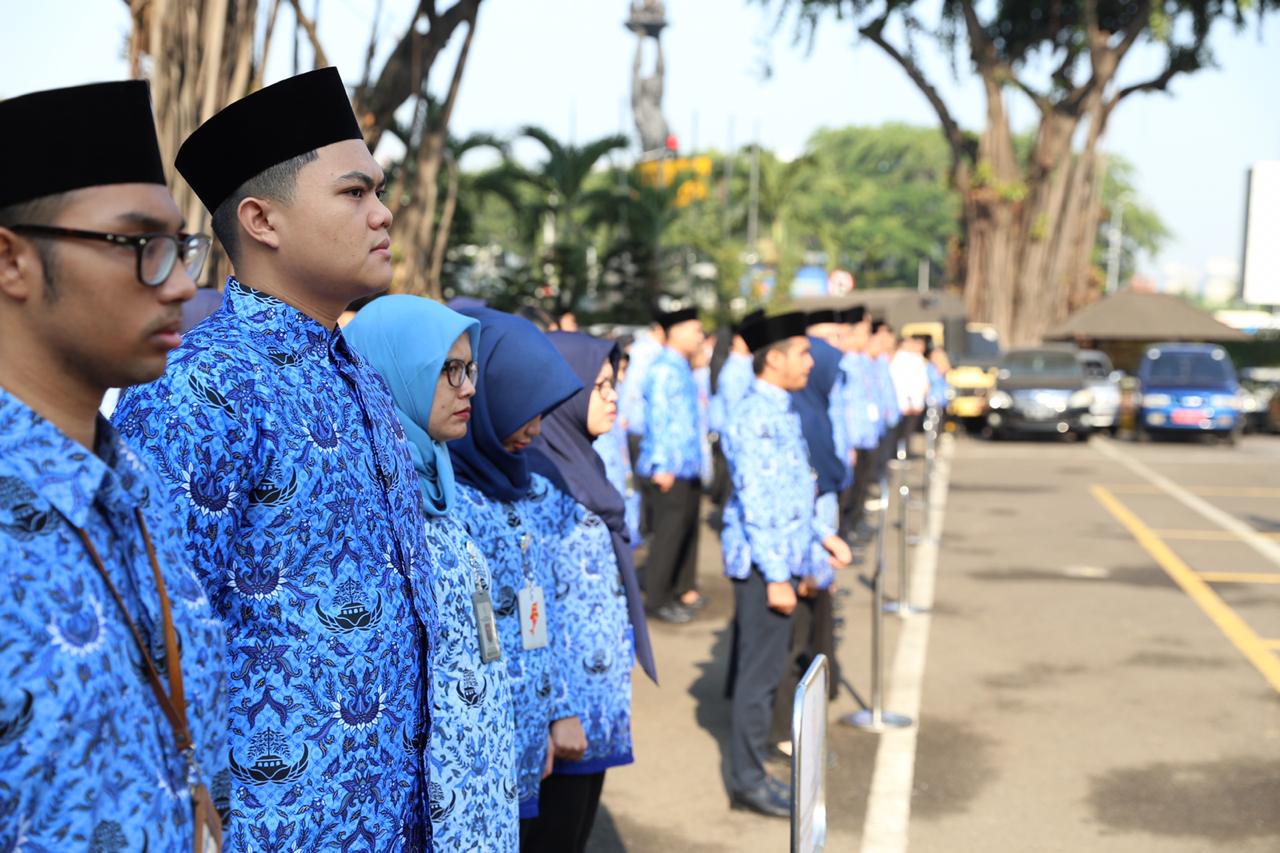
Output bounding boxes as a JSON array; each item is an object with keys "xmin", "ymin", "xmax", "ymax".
[
  {"xmin": 9, "ymin": 225, "xmax": 212, "ymax": 287},
  {"xmin": 442, "ymin": 358, "xmax": 479, "ymax": 389},
  {"xmin": 593, "ymin": 377, "xmax": 616, "ymax": 395}
]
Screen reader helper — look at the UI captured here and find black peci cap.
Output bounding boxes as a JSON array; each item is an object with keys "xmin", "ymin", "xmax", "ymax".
[
  {"xmin": 837, "ymin": 305, "xmax": 867, "ymax": 324},
  {"xmin": 653, "ymin": 306, "xmax": 699, "ymax": 329},
  {"xmin": 0, "ymin": 81, "xmax": 167, "ymax": 208},
  {"xmin": 740, "ymin": 311, "xmax": 810, "ymax": 353},
  {"xmin": 806, "ymin": 309, "xmax": 838, "ymax": 326},
  {"xmin": 176, "ymin": 67, "xmax": 364, "ymax": 214}
]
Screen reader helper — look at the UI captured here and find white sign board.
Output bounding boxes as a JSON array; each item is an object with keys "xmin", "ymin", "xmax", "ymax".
[
  {"xmin": 1242, "ymin": 161, "xmax": 1280, "ymax": 306},
  {"xmin": 792, "ymin": 655, "xmax": 829, "ymax": 852}
]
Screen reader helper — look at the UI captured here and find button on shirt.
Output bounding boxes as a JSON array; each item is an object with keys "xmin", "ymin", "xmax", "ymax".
[
  {"xmin": 637, "ymin": 347, "xmax": 703, "ymax": 480},
  {"xmin": 720, "ymin": 380, "xmax": 824, "ymax": 584},
  {"xmin": 0, "ymin": 389, "xmax": 228, "ymax": 851},
  {"xmin": 113, "ymin": 278, "xmax": 432, "ymax": 850}
]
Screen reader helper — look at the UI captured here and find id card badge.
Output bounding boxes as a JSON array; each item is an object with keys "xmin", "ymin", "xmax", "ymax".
[
  {"xmin": 518, "ymin": 584, "xmax": 548, "ymax": 650},
  {"xmin": 473, "ymin": 588, "xmax": 503, "ymax": 663}
]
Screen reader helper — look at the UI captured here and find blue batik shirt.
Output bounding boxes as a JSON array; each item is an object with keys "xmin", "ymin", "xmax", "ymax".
[
  {"xmin": 420, "ymin": 514, "xmax": 518, "ymax": 849},
  {"xmin": 808, "ymin": 491, "xmax": 839, "ymax": 590},
  {"xmin": 693, "ymin": 366, "xmax": 714, "ymax": 484},
  {"xmin": 0, "ymin": 389, "xmax": 229, "ymax": 851},
  {"xmin": 594, "ymin": 423, "xmax": 642, "ymax": 549},
  {"xmin": 549, "ymin": 504, "xmax": 635, "ymax": 777},
  {"xmin": 720, "ymin": 380, "xmax": 824, "ymax": 584},
  {"xmin": 619, "ymin": 336, "xmax": 662, "ymax": 438},
  {"xmin": 114, "ymin": 278, "xmax": 432, "ymax": 851},
  {"xmin": 637, "ymin": 347, "xmax": 703, "ymax": 480},
  {"xmin": 874, "ymin": 355, "xmax": 902, "ymax": 430},
  {"xmin": 841, "ymin": 352, "xmax": 882, "ymax": 449},
  {"xmin": 454, "ymin": 475, "xmax": 576, "ymax": 819},
  {"xmin": 927, "ymin": 362, "xmax": 948, "ymax": 409},
  {"xmin": 708, "ymin": 352, "xmax": 754, "ymax": 436}
]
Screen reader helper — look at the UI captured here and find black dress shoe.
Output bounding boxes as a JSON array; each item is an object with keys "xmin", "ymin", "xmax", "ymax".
[
  {"xmin": 764, "ymin": 774, "xmax": 792, "ymax": 799},
  {"xmin": 679, "ymin": 593, "xmax": 708, "ymax": 613},
  {"xmin": 651, "ymin": 603, "xmax": 693, "ymax": 624},
  {"xmin": 730, "ymin": 782, "xmax": 792, "ymax": 818}
]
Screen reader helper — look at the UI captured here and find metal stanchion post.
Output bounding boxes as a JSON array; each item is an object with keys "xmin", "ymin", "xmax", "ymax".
[
  {"xmin": 883, "ymin": 454, "xmax": 928, "ymax": 617},
  {"xmin": 840, "ymin": 468, "xmax": 911, "ymax": 732}
]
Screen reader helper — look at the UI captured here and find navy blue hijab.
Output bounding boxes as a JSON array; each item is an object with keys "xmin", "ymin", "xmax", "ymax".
[
  {"xmin": 793, "ymin": 336, "xmax": 848, "ymax": 496},
  {"xmin": 528, "ymin": 332, "xmax": 658, "ymax": 685},
  {"xmin": 448, "ymin": 307, "xmax": 582, "ymax": 503}
]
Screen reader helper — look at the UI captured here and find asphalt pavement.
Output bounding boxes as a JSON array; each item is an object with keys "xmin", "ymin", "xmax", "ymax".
[{"xmin": 588, "ymin": 430, "xmax": 1280, "ymax": 852}]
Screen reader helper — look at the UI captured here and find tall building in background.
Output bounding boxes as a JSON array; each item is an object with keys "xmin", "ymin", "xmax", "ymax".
[{"xmin": 1241, "ymin": 161, "xmax": 1280, "ymax": 307}]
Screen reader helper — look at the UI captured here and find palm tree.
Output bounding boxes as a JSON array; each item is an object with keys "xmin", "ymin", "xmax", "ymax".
[{"xmin": 502, "ymin": 126, "xmax": 630, "ymax": 311}]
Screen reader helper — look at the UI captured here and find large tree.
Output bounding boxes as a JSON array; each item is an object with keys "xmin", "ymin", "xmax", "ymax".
[{"xmin": 767, "ymin": 0, "xmax": 1274, "ymax": 344}]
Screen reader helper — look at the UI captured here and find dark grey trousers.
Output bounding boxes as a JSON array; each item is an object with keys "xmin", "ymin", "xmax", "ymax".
[{"xmin": 730, "ymin": 568, "xmax": 795, "ymax": 793}]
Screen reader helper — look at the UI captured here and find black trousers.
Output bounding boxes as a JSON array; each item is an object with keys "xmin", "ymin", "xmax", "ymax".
[
  {"xmin": 839, "ymin": 447, "xmax": 878, "ymax": 538},
  {"xmin": 643, "ymin": 477, "xmax": 701, "ymax": 609},
  {"xmin": 769, "ymin": 588, "xmax": 840, "ymax": 744},
  {"xmin": 519, "ymin": 771, "xmax": 606, "ymax": 853},
  {"xmin": 730, "ymin": 569, "xmax": 795, "ymax": 793}
]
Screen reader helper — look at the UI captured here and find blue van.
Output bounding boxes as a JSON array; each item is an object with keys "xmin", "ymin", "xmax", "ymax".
[{"xmin": 1136, "ymin": 343, "xmax": 1242, "ymax": 443}]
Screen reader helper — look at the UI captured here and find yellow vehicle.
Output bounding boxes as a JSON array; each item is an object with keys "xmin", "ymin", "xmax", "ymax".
[{"xmin": 946, "ymin": 324, "xmax": 1002, "ymax": 429}]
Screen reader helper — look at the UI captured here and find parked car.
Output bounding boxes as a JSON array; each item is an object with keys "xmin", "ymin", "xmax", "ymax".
[
  {"xmin": 1239, "ymin": 367, "xmax": 1280, "ymax": 434},
  {"xmin": 1076, "ymin": 350, "xmax": 1123, "ymax": 435},
  {"xmin": 1135, "ymin": 343, "xmax": 1242, "ymax": 444},
  {"xmin": 986, "ymin": 347, "xmax": 1092, "ymax": 440}
]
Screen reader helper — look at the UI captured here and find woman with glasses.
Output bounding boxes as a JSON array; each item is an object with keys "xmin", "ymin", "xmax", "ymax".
[
  {"xmin": 344, "ymin": 295, "xmax": 519, "ymax": 851},
  {"xmin": 447, "ymin": 307, "xmax": 588, "ymax": 841},
  {"xmin": 522, "ymin": 332, "xmax": 658, "ymax": 853}
]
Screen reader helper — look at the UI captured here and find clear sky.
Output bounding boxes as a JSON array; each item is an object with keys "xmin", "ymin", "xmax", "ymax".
[{"xmin": 6, "ymin": 0, "xmax": 1278, "ymax": 286}]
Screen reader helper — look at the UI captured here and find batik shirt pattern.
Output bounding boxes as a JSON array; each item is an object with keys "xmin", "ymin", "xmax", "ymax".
[
  {"xmin": 114, "ymin": 278, "xmax": 431, "ymax": 851},
  {"xmin": 0, "ymin": 390, "xmax": 228, "ymax": 851},
  {"xmin": 840, "ymin": 352, "xmax": 882, "ymax": 450},
  {"xmin": 721, "ymin": 380, "xmax": 823, "ymax": 584},
  {"xmin": 594, "ymin": 424, "xmax": 642, "ymax": 549},
  {"xmin": 708, "ymin": 352, "xmax": 753, "ymax": 436},
  {"xmin": 453, "ymin": 475, "xmax": 575, "ymax": 819},
  {"xmin": 873, "ymin": 355, "xmax": 903, "ymax": 430},
  {"xmin": 420, "ymin": 514, "xmax": 518, "ymax": 850},
  {"xmin": 548, "ymin": 505, "xmax": 635, "ymax": 776},
  {"xmin": 637, "ymin": 347, "xmax": 703, "ymax": 480}
]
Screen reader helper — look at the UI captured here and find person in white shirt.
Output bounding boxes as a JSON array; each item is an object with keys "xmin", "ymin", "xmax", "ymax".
[{"xmin": 890, "ymin": 334, "xmax": 931, "ymax": 442}]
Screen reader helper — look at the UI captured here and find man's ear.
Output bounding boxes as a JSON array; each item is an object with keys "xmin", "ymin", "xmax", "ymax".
[
  {"xmin": 0, "ymin": 228, "xmax": 39, "ymax": 302},
  {"xmin": 237, "ymin": 197, "xmax": 281, "ymax": 252}
]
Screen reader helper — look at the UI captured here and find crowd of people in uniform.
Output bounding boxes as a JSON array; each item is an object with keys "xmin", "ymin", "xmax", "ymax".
[{"xmin": 0, "ymin": 65, "xmax": 948, "ymax": 852}]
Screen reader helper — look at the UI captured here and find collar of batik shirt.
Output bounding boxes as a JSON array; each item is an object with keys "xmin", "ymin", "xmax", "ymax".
[
  {"xmin": 749, "ymin": 377, "xmax": 794, "ymax": 411},
  {"xmin": 0, "ymin": 387, "xmax": 149, "ymax": 529},
  {"xmin": 219, "ymin": 275, "xmax": 356, "ymax": 366}
]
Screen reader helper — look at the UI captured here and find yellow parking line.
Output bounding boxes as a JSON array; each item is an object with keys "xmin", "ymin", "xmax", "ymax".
[
  {"xmin": 1198, "ymin": 572, "xmax": 1280, "ymax": 584},
  {"xmin": 1092, "ymin": 485, "xmax": 1280, "ymax": 693},
  {"xmin": 1265, "ymin": 640, "xmax": 1280, "ymax": 652},
  {"xmin": 1155, "ymin": 529, "xmax": 1280, "ymax": 542}
]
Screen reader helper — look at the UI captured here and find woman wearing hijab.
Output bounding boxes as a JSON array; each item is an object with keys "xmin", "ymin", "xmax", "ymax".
[
  {"xmin": 523, "ymin": 332, "xmax": 659, "ymax": 853},
  {"xmin": 344, "ymin": 296, "xmax": 519, "ymax": 850},
  {"xmin": 768, "ymin": 334, "xmax": 851, "ymax": 754},
  {"xmin": 446, "ymin": 307, "xmax": 590, "ymax": 837}
]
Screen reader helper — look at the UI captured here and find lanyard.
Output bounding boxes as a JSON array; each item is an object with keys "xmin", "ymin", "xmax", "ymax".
[
  {"xmin": 72, "ymin": 508, "xmax": 192, "ymax": 754},
  {"xmin": 66, "ymin": 506, "xmax": 222, "ymax": 851}
]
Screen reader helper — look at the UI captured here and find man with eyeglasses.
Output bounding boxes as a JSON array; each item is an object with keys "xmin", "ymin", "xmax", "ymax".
[
  {"xmin": 114, "ymin": 68, "xmax": 435, "ymax": 850},
  {"xmin": 0, "ymin": 81, "xmax": 229, "ymax": 851}
]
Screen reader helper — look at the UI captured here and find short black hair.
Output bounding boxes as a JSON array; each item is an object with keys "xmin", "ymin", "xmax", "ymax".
[
  {"xmin": 0, "ymin": 191, "xmax": 73, "ymax": 297},
  {"xmin": 752, "ymin": 337, "xmax": 799, "ymax": 375},
  {"xmin": 210, "ymin": 149, "xmax": 318, "ymax": 265}
]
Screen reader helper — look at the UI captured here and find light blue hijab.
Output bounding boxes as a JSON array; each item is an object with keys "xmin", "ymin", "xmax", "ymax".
[{"xmin": 344, "ymin": 294, "xmax": 480, "ymax": 517}]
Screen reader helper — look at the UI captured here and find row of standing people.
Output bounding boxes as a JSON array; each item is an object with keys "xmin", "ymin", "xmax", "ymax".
[
  {"xmin": 608, "ymin": 304, "xmax": 947, "ymax": 817},
  {"xmin": 0, "ymin": 69, "xmax": 652, "ymax": 852}
]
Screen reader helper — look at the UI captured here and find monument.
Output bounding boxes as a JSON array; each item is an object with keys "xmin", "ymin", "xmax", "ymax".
[{"xmin": 628, "ymin": 0, "xmax": 670, "ymax": 156}]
